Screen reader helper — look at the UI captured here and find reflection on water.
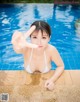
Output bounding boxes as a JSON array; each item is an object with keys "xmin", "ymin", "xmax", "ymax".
[
  {"xmin": 52, "ymin": 5, "xmax": 80, "ymax": 53},
  {"xmin": 18, "ymin": 4, "xmax": 53, "ymax": 31}
]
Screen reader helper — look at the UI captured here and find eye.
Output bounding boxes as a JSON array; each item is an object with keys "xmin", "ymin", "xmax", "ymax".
[
  {"xmin": 42, "ymin": 37, "xmax": 46, "ymax": 39},
  {"xmin": 33, "ymin": 36, "xmax": 37, "ymax": 39}
]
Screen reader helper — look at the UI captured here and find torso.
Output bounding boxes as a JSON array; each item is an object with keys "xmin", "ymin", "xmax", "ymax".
[{"xmin": 23, "ymin": 44, "xmax": 52, "ymax": 73}]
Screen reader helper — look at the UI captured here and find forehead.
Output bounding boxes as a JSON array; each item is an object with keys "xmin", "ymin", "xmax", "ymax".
[{"xmin": 31, "ymin": 30, "xmax": 48, "ymax": 36}]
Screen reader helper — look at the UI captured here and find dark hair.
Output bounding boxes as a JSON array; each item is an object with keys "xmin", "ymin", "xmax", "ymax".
[{"xmin": 30, "ymin": 20, "xmax": 51, "ymax": 37}]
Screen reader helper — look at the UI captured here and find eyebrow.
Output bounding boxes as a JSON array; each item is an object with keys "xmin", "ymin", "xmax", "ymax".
[
  {"xmin": 31, "ymin": 35, "xmax": 37, "ymax": 36},
  {"xmin": 43, "ymin": 35, "xmax": 48, "ymax": 36},
  {"xmin": 32, "ymin": 34, "xmax": 48, "ymax": 36}
]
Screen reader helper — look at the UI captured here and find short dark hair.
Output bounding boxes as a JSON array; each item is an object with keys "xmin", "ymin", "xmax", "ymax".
[{"xmin": 30, "ymin": 20, "xmax": 51, "ymax": 37}]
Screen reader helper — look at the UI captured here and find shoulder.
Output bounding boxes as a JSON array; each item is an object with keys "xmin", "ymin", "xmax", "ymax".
[
  {"xmin": 48, "ymin": 44, "xmax": 64, "ymax": 67},
  {"xmin": 47, "ymin": 44, "xmax": 60, "ymax": 59},
  {"xmin": 47, "ymin": 44, "xmax": 58, "ymax": 53}
]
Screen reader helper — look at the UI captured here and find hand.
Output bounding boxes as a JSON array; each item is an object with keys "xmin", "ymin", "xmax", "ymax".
[
  {"xmin": 11, "ymin": 31, "xmax": 24, "ymax": 48},
  {"xmin": 11, "ymin": 26, "xmax": 38, "ymax": 49},
  {"xmin": 44, "ymin": 78, "xmax": 55, "ymax": 91}
]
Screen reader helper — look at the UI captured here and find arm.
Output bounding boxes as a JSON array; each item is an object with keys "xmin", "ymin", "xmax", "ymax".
[
  {"xmin": 45, "ymin": 46, "xmax": 64, "ymax": 90},
  {"xmin": 50, "ymin": 46, "xmax": 64, "ymax": 82}
]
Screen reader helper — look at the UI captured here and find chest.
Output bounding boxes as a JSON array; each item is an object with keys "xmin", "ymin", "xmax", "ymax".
[{"xmin": 24, "ymin": 49, "xmax": 51, "ymax": 70}]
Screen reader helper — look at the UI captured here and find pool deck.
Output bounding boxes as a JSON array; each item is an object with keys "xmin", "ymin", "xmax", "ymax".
[{"xmin": 0, "ymin": 70, "xmax": 80, "ymax": 102}]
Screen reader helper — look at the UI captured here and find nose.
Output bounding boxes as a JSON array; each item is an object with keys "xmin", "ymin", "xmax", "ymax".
[{"xmin": 37, "ymin": 38, "xmax": 42, "ymax": 45}]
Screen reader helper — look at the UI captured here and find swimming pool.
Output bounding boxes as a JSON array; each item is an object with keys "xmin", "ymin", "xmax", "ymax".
[{"xmin": 0, "ymin": 4, "xmax": 80, "ymax": 70}]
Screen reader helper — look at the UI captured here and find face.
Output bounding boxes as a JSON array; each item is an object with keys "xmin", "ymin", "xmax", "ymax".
[{"xmin": 30, "ymin": 30, "xmax": 50, "ymax": 49}]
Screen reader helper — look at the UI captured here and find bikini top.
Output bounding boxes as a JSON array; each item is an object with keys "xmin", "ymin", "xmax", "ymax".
[{"xmin": 25, "ymin": 48, "xmax": 50, "ymax": 73}]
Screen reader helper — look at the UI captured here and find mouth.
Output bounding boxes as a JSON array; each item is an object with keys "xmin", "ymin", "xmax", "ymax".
[{"xmin": 38, "ymin": 45, "xmax": 43, "ymax": 48}]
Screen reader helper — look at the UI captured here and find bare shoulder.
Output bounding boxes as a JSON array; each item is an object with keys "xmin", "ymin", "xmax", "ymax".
[
  {"xmin": 47, "ymin": 44, "xmax": 58, "ymax": 53},
  {"xmin": 47, "ymin": 44, "xmax": 64, "ymax": 67}
]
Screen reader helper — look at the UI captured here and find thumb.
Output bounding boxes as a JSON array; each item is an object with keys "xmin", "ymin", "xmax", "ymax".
[{"xmin": 24, "ymin": 25, "xmax": 36, "ymax": 38}]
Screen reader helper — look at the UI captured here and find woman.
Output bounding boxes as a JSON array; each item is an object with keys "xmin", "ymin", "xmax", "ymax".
[{"xmin": 11, "ymin": 20, "xmax": 64, "ymax": 90}]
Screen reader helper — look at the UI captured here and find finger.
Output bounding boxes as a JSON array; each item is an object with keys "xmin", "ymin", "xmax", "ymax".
[
  {"xmin": 12, "ymin": 31, "xmax": 22, "ymax": 40},
  {"xmin": 12, "ymin": 31, "xmax": 19, "ymax": 39},
  {"xmin": 24, "ymin": 25, "xmax": 36, "ymax": 38},
  {"xmin": 25, "ymin": 42, "xmax": 38, "ymax": 48},
  {"xmin": 11, "ymin": 39, "xmax": 18, "ymax": 45},
  {"xmin": 12, "ymin": 31, "xmax": 22, "ymax": 43}
]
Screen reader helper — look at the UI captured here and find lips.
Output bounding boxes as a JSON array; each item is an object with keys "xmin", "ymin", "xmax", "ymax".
[{"xmin": 38, "ymin": 45, "xmax": 43, "ymax": 47}]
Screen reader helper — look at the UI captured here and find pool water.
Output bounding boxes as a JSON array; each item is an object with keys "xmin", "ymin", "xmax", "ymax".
[{"xmin": 0, "ymin": 4, "xmax": 80, "ymax": 70}]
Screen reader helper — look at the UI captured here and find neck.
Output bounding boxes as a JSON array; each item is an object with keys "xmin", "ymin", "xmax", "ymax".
[{"xmin": 33, "ymin": 48, "xmax": 44, "ymax": 55}]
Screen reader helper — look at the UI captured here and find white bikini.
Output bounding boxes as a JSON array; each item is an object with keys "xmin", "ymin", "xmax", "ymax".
[{"xmin": 25, "ymin": 48, "xmax": 50, "ymax": 73}]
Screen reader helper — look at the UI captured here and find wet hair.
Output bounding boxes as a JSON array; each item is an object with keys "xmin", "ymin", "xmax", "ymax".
[{"xmin": 30, "ymin": 20, "xmax": 51, "ymax": 37}]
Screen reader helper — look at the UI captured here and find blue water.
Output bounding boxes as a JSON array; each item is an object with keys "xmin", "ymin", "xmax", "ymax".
[{"xmin": 0, "ymin": 4, "xmax": 80, "ymax": 70}]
